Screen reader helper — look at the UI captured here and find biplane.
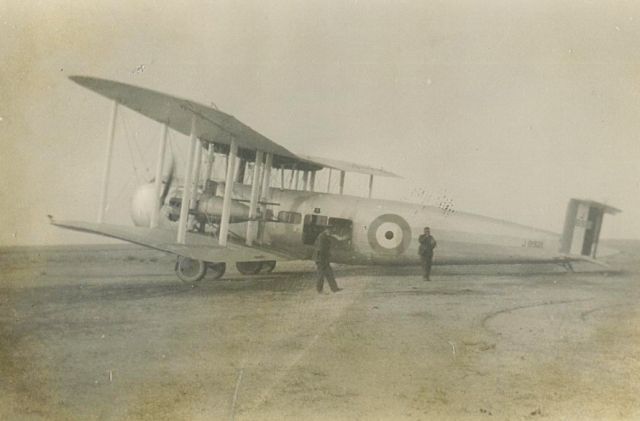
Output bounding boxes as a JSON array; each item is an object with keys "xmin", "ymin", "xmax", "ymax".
[{"xmin": 50, "ymin": 76, "xmax": 620, "ymax": 283}]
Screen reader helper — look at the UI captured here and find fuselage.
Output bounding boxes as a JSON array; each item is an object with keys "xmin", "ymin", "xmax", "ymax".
[{"xmin": 227, "ymin": 185, "xmax": 562, "ymax": 265}]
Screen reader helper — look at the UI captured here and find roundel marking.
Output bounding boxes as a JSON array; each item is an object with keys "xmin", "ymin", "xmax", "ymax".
[{"xmin": 367, "ymin": 214, "xmax": 412, "ymax": 255}]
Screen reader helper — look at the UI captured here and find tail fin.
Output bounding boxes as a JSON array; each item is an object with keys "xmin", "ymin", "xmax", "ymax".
[{"xmin": 560, "ymin": 199, "xmax": 620, "ymax": 258}]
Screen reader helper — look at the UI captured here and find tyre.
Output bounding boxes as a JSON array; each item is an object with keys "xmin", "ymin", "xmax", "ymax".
[
  {"xmin": 175, "ymin": 256, "xmax": 207, "ymax": 284},
  {"xmin": 235, "ymin": 261, "xmax": 263, "ymax": 275},
  {"xmin": 258, "ymin": 260, "xmax": 276, "ymax": 273},
  {"xmin": 207, "ymin": 262, "xmax": 226, "ymax": 280}
]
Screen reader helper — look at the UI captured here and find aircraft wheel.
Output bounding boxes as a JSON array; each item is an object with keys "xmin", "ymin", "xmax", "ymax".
[
  {"xmin": 175, "ymin": 256, "xmax": 207, "ymax": 284},
  {"xmin": 236, "ymin": 261, "xmax": 263, "ymax": 275},
  {"xmin": 207, "ymin": 262, "xmax": 226, "ymax": 280},
  {"xmin": 259, "ymin": 260, "xmax": 276, "ymax": 273}
]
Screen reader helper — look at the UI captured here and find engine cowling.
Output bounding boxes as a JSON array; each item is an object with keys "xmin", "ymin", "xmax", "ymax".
[{"xmin": 130, "ymin": 183, "xmax": 156, "ymax": 227}]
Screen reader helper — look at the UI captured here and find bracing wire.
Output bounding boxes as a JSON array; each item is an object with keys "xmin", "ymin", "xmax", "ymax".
[
  {"xmin": 110, "ymin": 176, "xmax": 137, "ymax": 214},
  {"xmin": 131, "ymin": 125, "xmax": 155, "ymax": 182},
  {"xmin": 168, "ymin": 130, "xmax": 186, "ymax": 180},
  {"xmin": 120, "ymin": 112, "xmax": 142, "ymax": 183},
  {"xmin": 101, "ymin": 112, "xmax": 135, "ymax": 218},
  {"xmin": 121, "ymin": 112, "xmax": 154, "ymax": 183},
  {"xmin": 103, "ymin": 112, "xmax": 151, "ymax": 218}
]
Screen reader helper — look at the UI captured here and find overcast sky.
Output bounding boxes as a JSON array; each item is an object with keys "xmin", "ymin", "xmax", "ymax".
[{"xmin": 1, "ymin": 0, "xmax": 639, "ymax": 246}]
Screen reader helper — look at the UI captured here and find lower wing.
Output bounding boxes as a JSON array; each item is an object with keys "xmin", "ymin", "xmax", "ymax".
[{"xmin": 50, "ymin": 218, "xmax": 293, "ymax": 263}]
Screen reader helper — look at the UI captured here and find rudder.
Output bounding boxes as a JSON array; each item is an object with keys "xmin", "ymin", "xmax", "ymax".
[{"xmin": 560, "ymin": 199, "xmax": 620, "ymax": 258}]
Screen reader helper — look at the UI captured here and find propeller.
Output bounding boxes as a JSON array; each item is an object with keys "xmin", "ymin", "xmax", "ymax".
[{"xmin": 159, "ymin": 155, "xmax": 175, "ymax": 206}]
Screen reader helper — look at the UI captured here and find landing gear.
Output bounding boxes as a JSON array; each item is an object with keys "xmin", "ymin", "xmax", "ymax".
[
  {"xmin": 175, "ymin": 256, "xmax": 207, "ymax": 284},
  {"xmin": 207, "ymin": 262, "xmax": 226, "ymax": 280},
  {"xmin": 236, "ymin": 261, "xmax": 263, "ymax": 275},
  {"xmin": 259, "ymin": 260, "xmax": 276, "ymax": 273},
  {"xmin": 175, "ymin": 257, "xmax": 226, "ymax": 283},
  {"xmin": 235, "ymin": 260, "xmax": 277, "ymax": 275}
]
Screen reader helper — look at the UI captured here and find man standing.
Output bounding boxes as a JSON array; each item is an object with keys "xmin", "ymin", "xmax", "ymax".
[
  {"xmin": 313, "ymin": 227, "xmax": 342, "ymax": 293},
  {"xmin": 418, "ymin": 227, "xmax": 437, "ymax": 281}
]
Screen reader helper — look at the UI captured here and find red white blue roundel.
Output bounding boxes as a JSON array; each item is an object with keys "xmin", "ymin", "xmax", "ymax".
[{"xmin": 367, "ymin": 214, "xmax": 412, "ymax": 255}]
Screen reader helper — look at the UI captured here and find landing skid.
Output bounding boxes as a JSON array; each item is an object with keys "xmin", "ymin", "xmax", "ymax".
[{"xmin": 561, "ymin": 262, "xmax": 575, "ymax": 272}]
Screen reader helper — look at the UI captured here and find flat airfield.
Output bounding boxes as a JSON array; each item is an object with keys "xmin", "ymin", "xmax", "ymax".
[{"xmin": 1, "ymin": 242, "xmax": 639, "ymax": 420}]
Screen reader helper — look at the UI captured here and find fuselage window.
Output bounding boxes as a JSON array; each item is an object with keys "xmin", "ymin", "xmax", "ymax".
[
  {"xmin": 304, "ymin": 214, "xmax": 328, "ymax": 226},
  {"xmin": 278, "ymin": 211, "xmax": 302, "ymax": 224}
]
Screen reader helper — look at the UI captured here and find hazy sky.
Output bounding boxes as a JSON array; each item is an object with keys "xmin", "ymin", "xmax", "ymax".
[{"xmin": 1, "ymin": 0, "xmax": 639, "ymax": 245}]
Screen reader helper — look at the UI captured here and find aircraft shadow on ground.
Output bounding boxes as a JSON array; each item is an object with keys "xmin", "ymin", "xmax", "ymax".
[
  {"xmin": 10, "ymin": 273, "xmax": 316, "ymax": 307},
  {"xmin": 9, "ymin": 264, "xmax": 625, "ymax": 308},
  {"xmin": 330, "ymin": 264, "xmax": 623, "ymax": 278}
]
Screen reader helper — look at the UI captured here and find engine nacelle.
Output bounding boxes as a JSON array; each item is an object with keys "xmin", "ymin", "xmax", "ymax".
[
  {"xmin": 131, "ymin": 183, "xmax": 156, "ymax": 227},
  {"xmin": 131, "ymin": 182, "xmax": 253, "ymax": 228},
  {"xmin": 196, "ymin": 196, "xmax": 251, "ymax": 222}
]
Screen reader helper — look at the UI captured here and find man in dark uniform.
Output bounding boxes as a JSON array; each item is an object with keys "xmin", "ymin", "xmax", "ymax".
[
  {"xmin": 418, "ymin": 227, "xmax": 437, "ymax": 281},
  {"xmin": 313, "ymin": 227, "xmax": 342, "ymax": 293}
]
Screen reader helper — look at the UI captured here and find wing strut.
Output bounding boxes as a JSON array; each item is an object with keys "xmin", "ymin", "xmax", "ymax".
[
  {"xmin": 189, "ymin": 140, "xmax": 203, "ymax": 209},
  {"xmin": 204, "ymin": 144, "xmax": 215, "ymax": 181},
  {"xmin": 177, "ymin": 116, "xmax": 198, "ymax": 244},
  {"xmin": 288, "ymin": 167, "xmax": 295, "ymax": 189},
  {"xmin": 279, "ymin": 165, "xmax": 285, "ymax": 189},
  {"xmin": 246, "ymin": 150, "xmax": 263, "ymax": 245},
  {"xmin": 368, "ymin": 174, "xmax": 374, "ymax": 198},
  {"xmin": 327, "ymin": 168, "xmax": 332, "ymax": 192},
  {"xmin": 261, "ymin": 153, "xmax": 273, "ymax": 201},
  {"xmin": 98, "ymin": 100, "xmax": 118, "ymax": 223},
  {"xmin": 150, "ymin": 123, "xmax": 169, "ymax": 228},
  {"xmin": 339, "ymin": 170, "xmax": 346, "ymax": 195},
  {"xmin": 258, "ymin": 152, "xmax": 273, "ymax": 243},
  {"xmin": 219, "ymin": 138, "xmax": 238, "ymax": 246},
  {"xmin": 309, "ymin": 171, "xmax": 316, "ymax": 191},
  {"xmin": 259, "ymin": 152, "xmax": 273, "ymax": 242}
]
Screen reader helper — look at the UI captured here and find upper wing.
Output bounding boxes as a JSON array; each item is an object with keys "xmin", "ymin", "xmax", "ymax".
[
  {"xmin": 296, "ymin": 154, "xmax": 401, "ymax": 178},
  {"xmin": 51, "ymin": 219, "xmax": 292, "ymax": 263},
  {"xmin": 69, "ymin": 76, "xmax": 298, "ymax": 160},
  {"xmin": 69, "ymin": 76, "xmax": 399, "ymax": 177}
]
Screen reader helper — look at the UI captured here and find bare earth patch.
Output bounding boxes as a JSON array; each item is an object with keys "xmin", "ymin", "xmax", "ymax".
[{"xmin": 1, "ymin": 243, "xmax": 639, "ymax": 420}]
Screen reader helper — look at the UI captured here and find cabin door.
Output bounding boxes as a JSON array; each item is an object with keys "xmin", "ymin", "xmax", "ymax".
[
  {"xmin": 328, "ymin": 217, "xmax": 353, "ymax": 252},
  {"xmin": 302, "ymin": 214, "xmax": 329, "ymax": 245},
  {"xmin": 302, "ymin": 215, "xmax": 353, "ymax": 247}
]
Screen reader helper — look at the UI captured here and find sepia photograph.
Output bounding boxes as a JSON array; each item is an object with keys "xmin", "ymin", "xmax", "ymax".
[{"xmin": 1, "ymin": 1, "xmax": 639, "ymax": 419}]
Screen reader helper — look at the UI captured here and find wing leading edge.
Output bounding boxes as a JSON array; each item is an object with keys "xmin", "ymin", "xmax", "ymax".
[
  {"xmin": 50, "ymin": 219, "xmax": 291, "ymax": 263},
  {"xmin": 69, "ymin": 75, "xmax": 400, "ymax": 178},
  {"xmin": 69, "ymin": 76, "xmax": 297, "ymax": 160},
  {"xmin": 296, "ymin": 154, "xmax": 401, "ymax": 178}
]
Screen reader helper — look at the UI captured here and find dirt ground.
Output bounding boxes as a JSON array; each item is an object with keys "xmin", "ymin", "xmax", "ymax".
[{"xmin": 1, "ymin": 242, "xmax": 639, "ymax": 420}]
